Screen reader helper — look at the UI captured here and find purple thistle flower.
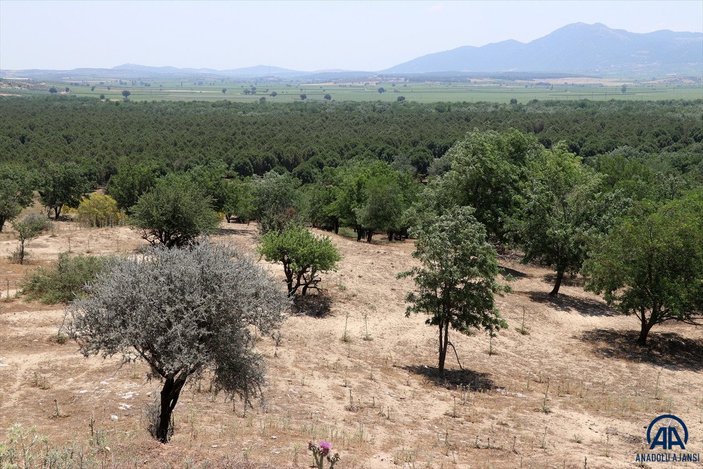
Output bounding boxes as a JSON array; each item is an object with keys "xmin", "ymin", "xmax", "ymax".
[{"xmin": 319, "ymin": 440, "xmax": 332, "ymax": 455}]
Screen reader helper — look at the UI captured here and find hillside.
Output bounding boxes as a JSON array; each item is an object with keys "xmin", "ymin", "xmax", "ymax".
[
  {"xmin": 385, "ymin": 23, "xmax": 703, "ymax": 77},
  {"xmin": 1, "ymin": 221, "xmax": 702, "ymax": 467}
]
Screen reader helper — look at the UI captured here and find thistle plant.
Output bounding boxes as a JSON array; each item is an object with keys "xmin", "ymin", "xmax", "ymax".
[{"xmin": 308, "ymin": 440, "xmax": 340, "ymax": 469}]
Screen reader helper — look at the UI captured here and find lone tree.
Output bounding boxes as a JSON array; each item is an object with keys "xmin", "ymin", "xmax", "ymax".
[
  {"xmin": 122, "ymin": 90, "xmax": 131, "ymax": 101},
  {"xmin": 259, "ymin": 226, "xmax": 341, "ymax": 296},
  {"xmin": 0, "ymin": 165, "xmax": 35, "ymax": 232},
  {"xmin": 131, "ymin": 174, "xmax": 219, "ymax": 248},
  {"xmin": 67, "ymin": 243, "xmax": 288, "ymax": 443},
  {"xmin": 584, "ymin": 192, "xmax": 703, "ymax": 345},
  {"xmin": 400, "ymin": 206, "xmax": 507, "ymax": 375},
  {"xmin": 12, "ymin": 213, "xmax": 50, "ymax": 264}
]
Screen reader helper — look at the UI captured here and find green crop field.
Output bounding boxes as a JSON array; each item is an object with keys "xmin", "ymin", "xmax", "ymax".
[{"xmin": 2, "ymin": 77, "xmax": 701, "ymax": 103}]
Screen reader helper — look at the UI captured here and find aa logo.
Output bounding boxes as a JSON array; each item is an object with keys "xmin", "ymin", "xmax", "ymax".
[{"xmin": 647, "ymin": 414, "xmax": 688, "ymax": 450}]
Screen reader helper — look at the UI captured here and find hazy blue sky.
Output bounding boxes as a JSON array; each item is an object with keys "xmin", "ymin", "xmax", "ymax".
[{"xmin": 1, "ymin": 1, "xmax": 701, "ymax": 71}]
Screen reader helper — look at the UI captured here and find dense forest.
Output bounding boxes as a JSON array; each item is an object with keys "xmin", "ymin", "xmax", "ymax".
[{"xmin": 0, "ymin": 97, "xmax": 702, "ymax": 185}]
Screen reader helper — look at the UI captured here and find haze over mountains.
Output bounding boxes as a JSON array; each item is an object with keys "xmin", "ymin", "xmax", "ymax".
[{"xmin": 2, "ymin": 23, "xmax": 701, "ymax": 80}]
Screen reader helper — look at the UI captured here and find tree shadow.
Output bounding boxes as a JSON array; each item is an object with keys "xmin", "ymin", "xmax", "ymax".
[
  {"xmin": 291, "ymin": 294, "xmax": 332, "ymax": 318},
  {"xmin": 542, "ymin": 273, "xmax": 585, "ymax": 288},
  {"xmin": 213, "ymin": 227, "xmax": 256, "ymax": 238},
  {"xmin": 402, "ymin": 365, "xmax": 495, "ymax": 391},
  {"xmin": 528, "ymin": 291, "xmax": 614, "ymax": 317},
  {"xmin": 499, "ymin": 265, "xmax": 528, "ymax": 279},
  {"xmin": 580, "ymin": 328, "xmax": 703, "ymax": 371}
]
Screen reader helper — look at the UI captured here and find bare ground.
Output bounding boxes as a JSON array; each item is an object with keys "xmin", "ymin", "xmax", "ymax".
[{"xmin": 1, "ymin": 221, "xmax": 702, "ymax": 468}]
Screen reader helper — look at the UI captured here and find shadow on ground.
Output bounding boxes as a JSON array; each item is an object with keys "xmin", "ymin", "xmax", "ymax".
[
  {"xmin": 580, "ymin": 328, "xmax": 703, "ymax": 371},
  {"xmin": 214, "ymin": 226, "xmax": 256, "ymax": 237},
  {"xmin": 542, "ymin": 273, "xmax": 586, "ymax": 288},
  {"xmin": 291, "ymin": 294, "xmax": 332, "ymax": 318},
  {"xmin": 499, "ymin": 265, "xmax": 528, "ymax": 280},
  {"xmin": 402, "ymin": 365, "xmax": 495, "ymax": 391},
  {"xmin": 528, "ymin": 291, "xmax": 614, "ymax": 317}
]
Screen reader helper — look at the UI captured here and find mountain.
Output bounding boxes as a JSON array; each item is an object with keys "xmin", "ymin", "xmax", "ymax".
[{"xmin": 385, "ymin": 23, "xmax": 703, "ymax": 76}]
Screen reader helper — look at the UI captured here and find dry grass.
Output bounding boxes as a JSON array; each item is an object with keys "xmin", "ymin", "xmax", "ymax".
[{"xmin": 1, "ymin": 221, "xmax": 702, "ymax": 468}]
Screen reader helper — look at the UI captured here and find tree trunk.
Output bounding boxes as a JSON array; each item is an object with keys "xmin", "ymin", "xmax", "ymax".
[
  {"xmin": 438, "ymin": 321, "xmax": 449, "ymax": 376},
  {"xmin": 53, "ymin": 205, "xmax": 62, "ymax": 220},
  {"xmin": 549, "ymin": 266, "xmax": 565, "ymax": 296},
  {"xmin": 356, "ymin": 227, "xmax": 363, "ymax": 242},
  {"xmin": 366, "ymin": 230, "xmax": 373, "ymax": 243},
  {"xmin": 156, "ymin": 376, "xmax": 186, "ymax": 443},
  {"xmin": 387, "ymin": 231, "xmax": 394, "ymax": 241},
  {"xmin": 18, "ymin": 239, "xmax": 25, "ymax": 264},
  {"xmin": 0, "ymin": 216, "xmax": 5, "ymax": 232},
  {"xmin": 333, "ymin": 220, "xmax": 339, "ymax": 235},
  {"xmin": 637, "ymin": 316, "xmax": 654, "ymax": 346}
]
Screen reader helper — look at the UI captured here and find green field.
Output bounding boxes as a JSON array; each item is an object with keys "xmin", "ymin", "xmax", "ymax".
[{"xmin": 3, "ymin": 78, "xmax": 702, "ymax": 103}]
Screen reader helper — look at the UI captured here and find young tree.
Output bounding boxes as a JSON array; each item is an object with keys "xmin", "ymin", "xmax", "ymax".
[
  {"xmin": 223, "ymin": 178, "xmax": 255, "ymax": 223},
  {"xmin": 514, "ymin": 144, "xmax": 614, "ymax": 296},
  {"xmin": 39, "ymin": 164, "xmax": 90, "ymax": 219},
  {"xmin": 583, "ymin": 192, "xmax": 703, "ymax": 345},
  {"xmin": 400, "ymin": 207, "xmax": 508, "ymax": 375},
  {"xmin": 130, "ymin": 174, "xmax": 219, "ymax": 248},
  {"xmin": 67, "ymin": 243, "xmax": 288, "ymax": 443},
  {"xmin": 259, "ymin": 226, "xmax": 341, "ymax": 296},
  {"xmin": 12, "ymin": 214, "xmax": 50, "ymax": 264},
  {"xmin": 0, "ymin": 165, "xmax": 35, "ymax": 232}
]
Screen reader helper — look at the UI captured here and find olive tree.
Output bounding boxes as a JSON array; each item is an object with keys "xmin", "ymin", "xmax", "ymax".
[
  {"xmin": 259, "ymin": 226, "xmax": 341, "ymax": 296},
  {"xmin": 400, "ymin": 206, "xmax": 508, "ymax": 375},
  {"xmin": 130, "ymin": 174, "xmax": 219, "ymax": 248},
  {"xmin": 39, "ymin": 163, "xmax": 90, "ymax": 219},
  {"xmin": 66, "ymin": 243, "xmax": 289, "ymax": 443},
  {"xmin": 583, "ymin": 192, "xmax": 703, "ymax": 345}
]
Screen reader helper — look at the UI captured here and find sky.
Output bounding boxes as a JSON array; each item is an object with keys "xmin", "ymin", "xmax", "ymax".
[{"xmin": 1, "ymin": 1, "xmax": 702, "ymax": 71}]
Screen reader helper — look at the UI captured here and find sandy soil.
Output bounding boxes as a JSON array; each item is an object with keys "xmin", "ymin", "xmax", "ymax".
[{"xmin": 1, "ymin": 221, "xmax": 702, "ymax": 468}]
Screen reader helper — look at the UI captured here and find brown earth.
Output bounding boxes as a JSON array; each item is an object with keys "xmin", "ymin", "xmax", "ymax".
[{"xmin": 1, "ymin": 220, "xmax": 702, "ymax": 468}]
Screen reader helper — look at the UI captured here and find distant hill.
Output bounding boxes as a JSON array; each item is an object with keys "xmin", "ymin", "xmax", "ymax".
[
  {"xmin": 385, "ymin": 23, "xmax": 703, "ymax": 77},
  {"xmin": 1, "ymin": 23, "xmax": 701, "ymax": 80}
]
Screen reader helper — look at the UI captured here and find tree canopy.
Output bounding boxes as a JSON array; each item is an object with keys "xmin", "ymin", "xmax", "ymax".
[
  {"xmin": 67, "ymin": 243, "xmax": 289, "ymax": 442},
  {"xmin": 584, "ymin": 191, "xmax": 703, "ymax": 344}
]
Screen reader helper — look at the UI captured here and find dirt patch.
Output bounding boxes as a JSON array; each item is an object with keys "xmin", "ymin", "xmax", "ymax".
[{"xmin": 1, "ymin": 222, "xmax": 702, "ymax": 468}]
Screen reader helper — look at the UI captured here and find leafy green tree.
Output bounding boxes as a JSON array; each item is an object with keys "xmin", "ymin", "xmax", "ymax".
[
  {"xmin": 131, "ymin": 174, "xmax": 219, "ymax": 248},
  {"xmin": 12, "ymin": 214, "xmax": 50, "ymax": 264},
  {"xmin": 39, "ymin": 164, "xmax": 91, "ymax": 219},
  {"xmin": 0, "ymin": 165, "xmax": 35, "ymax": 232},
  {"xmin": 439, "ymin": 130, "xmax": 540, "ymax": 243},
  {"xmin": 22, "ymin": 254, "xmax": 108, "ymax": 304},
  {"xmin": 400, "ymin": 207, "xmax": 507, "ymax": 375},
  {"xmin": 67, "ymin": 243, "xmax": 288, "ymax": 443},
  {"xmin": 122, "ymin": 90, "xmax": 131, "ymax": 100},
  {"xmin": 259, "ymin": 226, "xmax": 341, "ymax": 296},
  {"xmin": 584, "ymin": 192, "xmax": 703, "ymax": 345},
  {"xmin": 324, "ymin": 94, "xmax": 332, "ymax": 101},
  {"xmin": 186, "ymin": 163, "xmax": 228, "ymax": 212},
  {"xmin": 48, "ymin": 87, "xmax": 58, "ymax": 94},
  {"xmin": 251, "ymin": 172, "xmax": 300, "ymax": 233},
  {"xmin": 514, "ymin": 144, "xmax": 614, "ymax": 296},
  {"xmin": 223, "ymin": 178, "xmax": 255, "ymax": 223},
  {"xmin": 107, "ymin": 162, "xmax": 163, "ymax": 212}
]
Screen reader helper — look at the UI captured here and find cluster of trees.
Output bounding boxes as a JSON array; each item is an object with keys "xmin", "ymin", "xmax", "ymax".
[{"xmin": 1, "ymin": 98, "xmax": 700, "ymax": 189}]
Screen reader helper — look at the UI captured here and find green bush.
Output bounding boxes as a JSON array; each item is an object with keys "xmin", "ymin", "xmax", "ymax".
[{"xmin": 22, "ymin": 253, "xmax": 108, "ymax": 304}]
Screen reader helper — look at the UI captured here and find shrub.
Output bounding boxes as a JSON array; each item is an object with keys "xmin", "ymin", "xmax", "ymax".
[
  {"xmin": 76, "ymin": 193, "xmax": 125, "ymax": 227},
  {"xmin": 22, "ymin": 253, "xmax": 108, "ymax": 303},
  {"xmin": 258, "ymin": 226, "xmax": 341, "ymax": 296}
]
